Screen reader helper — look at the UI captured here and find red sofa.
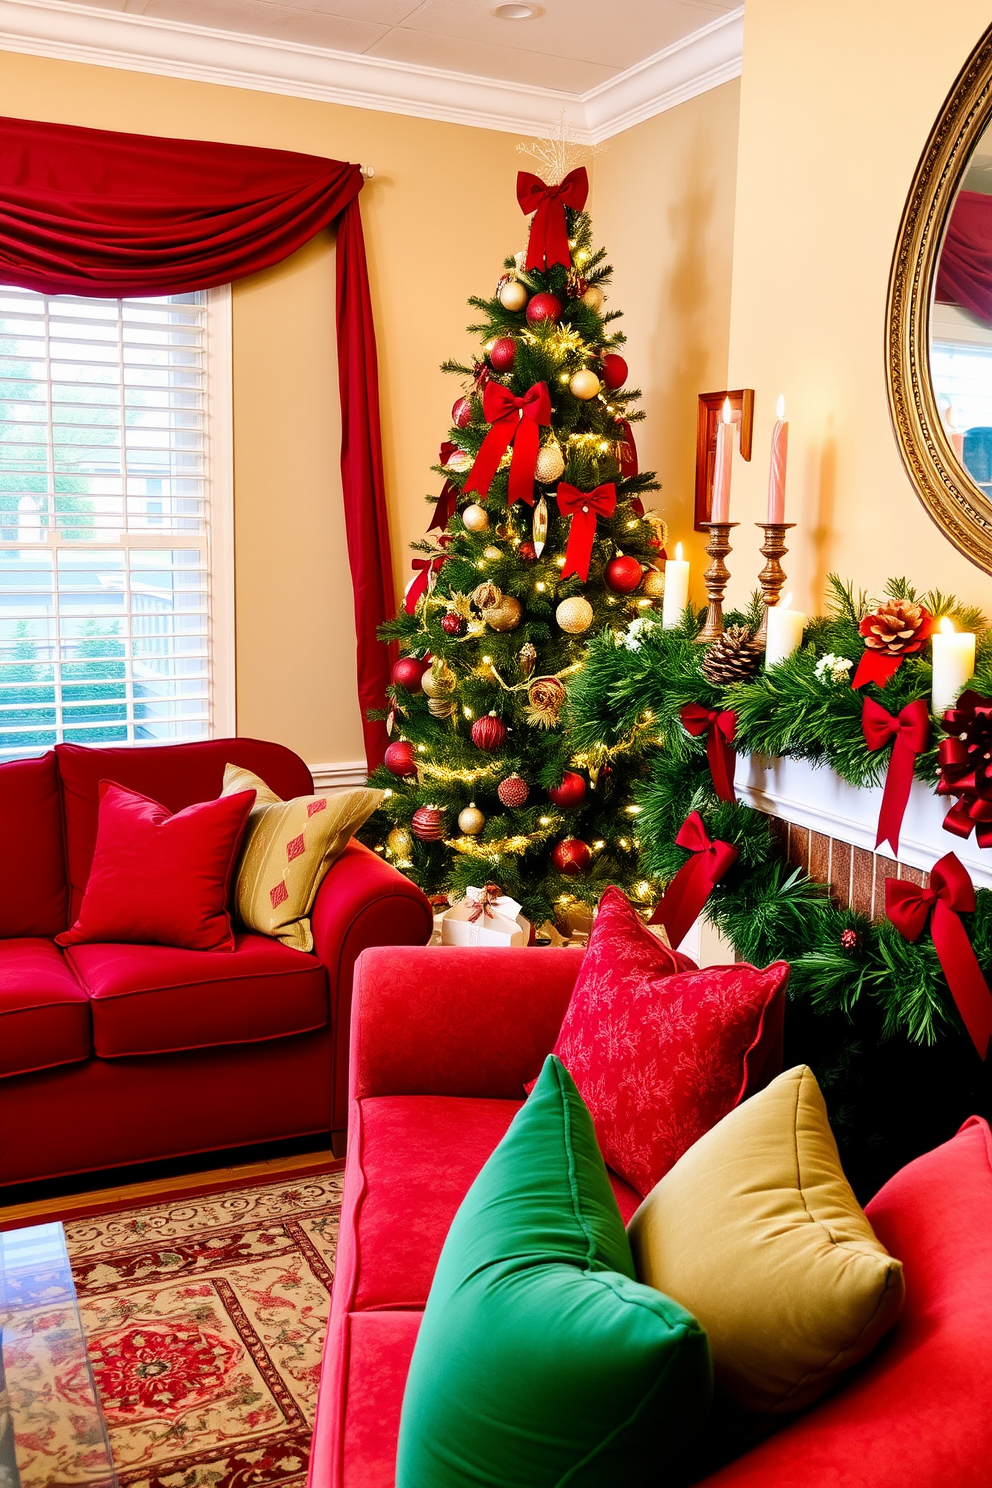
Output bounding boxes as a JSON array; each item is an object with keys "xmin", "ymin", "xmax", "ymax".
[
  {"xmin": 0, "ymin": 739, "xmax": 432, "ymax": 1188},
  {"xmin": 308, "ymin": 945, "xmax": 992, "ymax": 1488}
]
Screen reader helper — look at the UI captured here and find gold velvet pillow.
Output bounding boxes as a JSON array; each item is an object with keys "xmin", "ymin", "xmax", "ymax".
[
  {"xmin": 222, "ymin": 764, "xmax": 381, "ymax": 952},
  {"xmin": 627, "ymin": 1065, "xmax": 905, "ymax": 1420}
]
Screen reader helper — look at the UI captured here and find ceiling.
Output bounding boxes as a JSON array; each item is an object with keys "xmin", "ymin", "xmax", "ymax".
[{"xmin": 58, "ymin": 0, "xmax": 739, "ymax": 94}]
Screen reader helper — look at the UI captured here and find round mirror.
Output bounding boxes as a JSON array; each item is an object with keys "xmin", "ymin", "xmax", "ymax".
[{"xmin": 888, "ymin": 24, "xmax": 992, "ymax": 572}]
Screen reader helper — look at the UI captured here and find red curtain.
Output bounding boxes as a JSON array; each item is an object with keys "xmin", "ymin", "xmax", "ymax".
[
  {"xmin": 0, "ymin": 115, "xmax": 394, "ymax": 767},
  {"xmin": 935, "ymin": 189, "xmax": 992, "ymax": 327}
]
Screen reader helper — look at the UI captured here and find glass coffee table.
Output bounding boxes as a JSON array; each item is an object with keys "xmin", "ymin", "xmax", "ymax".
[{"xmin": 0, "ymin": 1223, "xmax": 117, "ymax": 1488}]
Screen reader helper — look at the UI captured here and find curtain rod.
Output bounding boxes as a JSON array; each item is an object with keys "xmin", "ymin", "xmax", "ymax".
[{"xmin": 360, "ymin": 165, "xmax": 375, "ymax": 179}]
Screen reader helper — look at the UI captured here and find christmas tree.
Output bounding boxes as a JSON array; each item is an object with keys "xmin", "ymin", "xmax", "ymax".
[{"xmin": 364, "ymin": 152, "xmax": 668, "ymax": 933}]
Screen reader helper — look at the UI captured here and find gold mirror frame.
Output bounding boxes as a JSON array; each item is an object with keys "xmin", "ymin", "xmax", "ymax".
[{"xmin": 887, "ymin": 23, "xmax": 992, "ymax": 574}]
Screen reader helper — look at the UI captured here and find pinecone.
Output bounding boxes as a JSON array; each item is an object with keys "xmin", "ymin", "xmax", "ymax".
[
  {"xmin": 701, "ymin": 626, "xmax": 764, "ymax": 684},
  {"xmin": 859, "ymin": 598, "xmax": 933, "ymax": 656}
]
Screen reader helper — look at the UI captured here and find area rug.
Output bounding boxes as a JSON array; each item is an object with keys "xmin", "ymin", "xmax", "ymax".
[{"xmin": 60, "ymin": 1166, "xmax": 344, "ymax": 1488}]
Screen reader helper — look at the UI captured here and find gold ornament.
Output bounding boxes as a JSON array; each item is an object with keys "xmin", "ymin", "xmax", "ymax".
[
  {"xmin": 483, "ymin": 545, "xmax": 503, "ymax": 560},
  {"xmin": 642, "ymin": 567, "xmax": 666, "ymax": 599},
  {"xmin": 534, "ymin": 444, "xmax": 566, "ymax": 484},
  {"xmin": 458, "ymin": 802, "xmax": 485, "ymax": 835},
  {"xmin": 533, "ymin": 495, "xmax": 549, "ymax": 557},
  {"xmin": 498, "ymin": 278, "xmax": 528, "ymax": 312},
  {"xmin": 581, "ymin": 285, "xmax": 605, "ymax": 312},
  {"xmin": 462, "ymin": 503, "xmax": 489, "ymax": 532},
  {"xmin": 428, "ymin": 695, "xmax": 457, "ymax": 719},
  {"xmin": 570, "ymin": 368, "xmax": 602, "ymax": 401},
  {"xmin": 644, "ymin": 510, "xmax": 669, "ymax": 549},
  {"xmin": 518, "ymin": 641, "xmax": 537, "ymax": 677},
  {"xmin": 514, "ymin": 249, "xmax": 527, "ymax": 270},
  {"xmin": 471, "ymin": 580, "xmax": 502, "ymax": 611},
  {"xmin": 422, "ymin": 659, "xmax": 456, "ymax": 697},
  {"xmin": 556, "ymin": 595, "xmax": 594, "ymax": 634},
  {"xmin": 525, "ymin": 676, "xmax": 566, "ymax": 729},
  {"xmin": 386, "ymin": 826, "xmax": 413, "ymax": 859},
  {"xmin": 484, "ymin": 595, "xmax": 523, "ymax": 632}
]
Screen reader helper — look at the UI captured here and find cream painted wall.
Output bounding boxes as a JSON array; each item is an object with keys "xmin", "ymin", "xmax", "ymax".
[
  {"xmin": 591, "ymin": 81, "xmax": 740, "ymax": 583},
  {"xmin": 0, "ymin": 51, "xmax": 530, "ymax": 766},
  {"xmin": 725, "ymin": 0, "xmax": 992, "ymax": 618}
]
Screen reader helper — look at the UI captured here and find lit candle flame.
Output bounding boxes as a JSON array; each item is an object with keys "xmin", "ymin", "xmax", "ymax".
[
  {"xmin": 722, "ymin": 396, "xmax": 733, "ymax": 424},
  {"xmin": 939, "ymin": 616, "xmax": 956, "ymax": 634},
  {"xmin": 675, "ymin": 542, "xmax": 683, "ymax": 561},
  {"xmin": 776, "ymin": 394, "xmax": 786, "ymax": 420}
]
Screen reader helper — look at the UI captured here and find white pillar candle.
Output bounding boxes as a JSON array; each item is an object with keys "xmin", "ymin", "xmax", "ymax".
[
  {"xmin": 765, "ymin": 594, "xmax": 806, "ymax": 667},
  {"xmin": 931, "ymin": 618, "xmax": 975, "ymax": 715},
  {"xmin": 710, "ymin": 399, "xmax": 734, "ymax": 523},
  {"xmin": 661, "ymin": 543, "xmax": 690, "ymax": 630}
]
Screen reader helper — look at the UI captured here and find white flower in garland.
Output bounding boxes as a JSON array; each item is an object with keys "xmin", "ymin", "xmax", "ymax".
[
  {"xmin": 815, "ymin": 652, "xmax": 854, "ymax": 685},
  {"xmin": 621, "ymin": 615, "xmax": 658, "ymax": 651}
]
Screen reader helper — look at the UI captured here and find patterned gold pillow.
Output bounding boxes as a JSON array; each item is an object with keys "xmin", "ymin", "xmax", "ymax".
[{"xmin": 222, "ymin": 764, "xmax": 382, "ymax": 952}]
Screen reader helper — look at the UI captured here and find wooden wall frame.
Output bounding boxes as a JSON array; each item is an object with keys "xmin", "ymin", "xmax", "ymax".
[{"xmin": 694, "ymin": 389, "xmax": 754, "ymax": 530}]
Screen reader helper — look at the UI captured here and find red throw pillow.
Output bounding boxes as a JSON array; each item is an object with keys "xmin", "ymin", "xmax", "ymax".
[
  {"xmin": 551, "ymin": 887, "xmax": 789, "ymax": 1196},
  {"xmin": 56, "ymin": 781, "xmax": 255, "ymax": 952}
]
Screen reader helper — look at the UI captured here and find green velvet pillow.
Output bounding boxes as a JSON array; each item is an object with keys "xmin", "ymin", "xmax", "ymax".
[{"xmin": 395, "ymin": 1055, "xmax": 712, "ymax": 1488}]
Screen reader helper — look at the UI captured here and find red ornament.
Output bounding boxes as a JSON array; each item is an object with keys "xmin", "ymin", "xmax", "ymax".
[
  {"xmin": 411, "ymin": 805, "xmax": 447, "ymax": 841},
  {"xmin": 840, "ymin": 928, "xmax": 860, "ymax": 951},
  {"xmin": 384, "ymin": 740, "xmax": 417, "ymax": 777},
  {"xmin": 441, "ymin": 612, "xmax": 466, "ymax": 636},
  {"xmin": 497, "ymin": 774, "xmax": 530, "ymax": 808},
  {"xmin": 452, "ymin": 396, "xmax": 472, "ymax": 430},
  {"xmin": 471, "ymin": 713, "xmax": 508, "ymax": 751},
  {"xmin": 605, "ymin": 555, "xmax": 643, "ymax": 593},
  {"xmin": 525, "ymin": 292, "xmax": 563, "ymax": 326},
  {"xmin": 489, "ymin": 337, "xmax": 516, "ymax": 372},
  {"xmin": 518, "ymin": 540, "xmax": 537, "ymax": 561},
  {"xmin": 551, "ymin": 837, "xmax": 592, "ymax": 876},
  {"xmin": 601, "ymin": 354, "xmax": 628, "ymax": 390},
  {"xmin": 391, "ymin": 655, "xmax": 427, "ymax": 693},
  {"xmin": 548, "ymin": 770, "xmax": 586, "ymax": 808}
]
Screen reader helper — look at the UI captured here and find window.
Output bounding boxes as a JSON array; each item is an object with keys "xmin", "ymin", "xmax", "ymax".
[{"xmin": 0, "ymin": 286, "xmax": 233, "ymax": 761}]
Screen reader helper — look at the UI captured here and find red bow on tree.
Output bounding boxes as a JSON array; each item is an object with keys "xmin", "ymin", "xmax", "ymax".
[
  {"xmin": 937, "ymin": 690, "xmax": 992, "ymax": 848},
  {"xmin": 428, "ymin": 441, "xmax": 460, "ymax": 532},
  {"xmin": 556, "ymin": 481, "xmax": 616, "ymax": 582},
  {"xmin": 615, "ymin": 418, "xmax": 639, "ymax": 480},
  {"xmin": 680, "ymin": 703, "xmax": 738, "ymax": 803},
  {"xmin": 861, "ymin": 696, "xmax": 930, "ymax": 856},
  {"xmin": 516, "ymin": 167, "xmax": 589, "ymax": 271},
  {"xmin": 404, "ymin": 555, "xmax": 446, "ymax": 614},
  {"xmin": 462, "ymin": 381, "xmax": 552, "ymax": 508},
  {"xmin": 649, "ymin": 811, "xmax": 739, "ymax": 949},
  {"xmin": 886, "ymin": 853, "xmax": 992, "ymax": 1059}
]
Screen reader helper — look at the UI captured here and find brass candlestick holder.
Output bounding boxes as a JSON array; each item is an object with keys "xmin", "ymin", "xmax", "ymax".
[
  {"xmin": 697, "ymin": 522, "xmax": 738, "ymax": 644},
  {"xmin": 755, "ymin": 522, "xmax": 796, "ymax": 643}
]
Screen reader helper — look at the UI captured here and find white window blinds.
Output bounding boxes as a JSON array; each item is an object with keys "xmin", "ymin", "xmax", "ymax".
[{"xmin": 0, "ymin": 288, "xmax": 226, "ymax": 761}]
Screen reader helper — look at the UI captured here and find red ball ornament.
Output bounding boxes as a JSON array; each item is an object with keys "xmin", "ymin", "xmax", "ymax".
[
  {"xmin": 548, "ymin": 770, "xmax": 586, "ymax": 808},
  {"xmin": 452, "ymin": 396, "xmax": 472, "ymax": 430},
  {"xmin": 384, "ymin": 740, "xmax": 417, "ymax": 777},
  {"xmin": 601, "ymin": 354, "xmax": 628, "ymax": 390},
  {"xmin": 411, "ymin": 805, "xmax": 447, "ymax": 842},
  {"xmin": 471, "ymin": 712, "xmax": 508, "ymax": 751},
  {"xmin": 391, "ymin": 655, "xmax": 427, "ymax": 693},
  {"xmin": 518, "ymin": 540, "xmax": 537, "ymax": 561},
  {"xmin": 489, "ymin": 337, "xmax": 516, "ymax": 372},
  {"xmin": 551, "ymin": 837, "xmax": 592, "ymax": 876},
  {"xmin": 525, "ymin": 292, "xmax": 563, "ymax": 326},
  {"xmin": 605, "ymin": 555, "xmax": 644, "ymax": 594},
  {"xmin": 497, "ymin": 774, "xmax": 529, "ymax": 808},
  {"xmin": 441, "ymin": 612, "xmax": 466, "ymax": 636}
]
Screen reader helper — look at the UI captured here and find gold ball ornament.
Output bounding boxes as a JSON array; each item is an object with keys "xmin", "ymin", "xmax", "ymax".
[
  {"xmin": 421, "ymin": 661, "xmax": 456, "ymax": 697},
  {"xmin": 428, "ymin": 695, "xmax": 457, "ymax": 719},
  {"xmin": 556, "ymin": 595, "xmax": 594, "ymax": 634},
  {"xmin": 458, "ymin": 802, "xmax": 485, "ymax": 836},
  {"xmin": 581, "ymin": 285, "xmax": 605, "ymax": 313},
  {"xmin": 642, "ymin": 567, "xmax": 666, "ymax": 599},
  {"xmin": 483, "ymin": 595, "xmax": 523, "ymax": 632},
  {"xmin": 534, "ymin": 444, "xmax": 566, "ymax": 483},
  {"xmin": 570, "ymin": 368, "xmax": 602, "ymax": 401},
  {"xmin": 386, "ymin": 826, "xmax": 413, "ymax": 859},
  {"xmin": 483, "ymin": 545, "xmax": 503, "ymax": 560},
  {"xmin": 462, "ymin": 503, "xmax": 489, "ymax": 532},
  {"xmin": 498, "ymin": 278, "xmax": 528, "ymax": 312}
]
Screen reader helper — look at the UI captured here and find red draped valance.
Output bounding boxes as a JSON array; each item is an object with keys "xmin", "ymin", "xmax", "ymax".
[
  {"xmin": 936, "ymin": 188, "xmax": 992, "ymax": 328},
  {"xmin": 0, "ymin": 115, "xmax": 394, "ymax": 767}
]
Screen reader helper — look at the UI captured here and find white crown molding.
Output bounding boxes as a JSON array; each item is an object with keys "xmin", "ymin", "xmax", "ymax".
[
  {"xmin": 0, "ymin": 0, "xmax": 743, "ymax": 143},
  {"xmin": 310, "ymin": 760, "xmax": 368, "ymax": 790}
]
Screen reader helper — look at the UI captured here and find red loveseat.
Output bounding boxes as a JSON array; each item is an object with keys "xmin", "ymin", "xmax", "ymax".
[
  {"xmin": 308, "ymin": 945, "xmax": 992, "ymax": 1488},
  {"xmin": 0, "ymin": 739, "xmax": 432, "ymax": 1188}
]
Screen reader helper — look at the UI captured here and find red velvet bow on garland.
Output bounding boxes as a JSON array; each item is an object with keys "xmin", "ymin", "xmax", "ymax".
[
  {"xmin": 516, "ymin": 167, "xmax": 589, "ymax": 271},
  {"xmin": 404, "ymin": 555, "xmax": 446, "ymax": 614},
  {"xmin": 462, "ymin": 381, "xmax": 552, "ymax": 508},
  {"xmin": 649, "ymin": 811, "xmax": 739, "ymax": 949},
  {"xmin": 885, "ymin": 852, "xmax": 992, "ymax": 1058},
  {"xmin": 428, "ymin": 441, "xmax": 460, "ymax": 533},
  {"xmin": 861, "ymin": 696, "xmax": 930, "ymax": 856},
  {"xmin": 556, "ymin": 481, "xmax": 616, "ymax": 581},
  {"xmin": 937, "ymin": 690, "xmax": 992, "ymax": 848},
  {"xmin": 680, "ymin": 703, "xmax": 738, "ymax": 802}
]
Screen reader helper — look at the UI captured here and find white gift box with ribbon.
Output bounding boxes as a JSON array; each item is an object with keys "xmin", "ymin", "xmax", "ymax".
[{"xmin": 441, "ymin": 884, "xmax": 531, "ymax": 948}]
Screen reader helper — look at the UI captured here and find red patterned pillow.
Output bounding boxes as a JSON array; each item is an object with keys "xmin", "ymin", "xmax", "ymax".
[{"xmin": 551, "ymin": 887, "xmax": 789, "ymax": 1196}]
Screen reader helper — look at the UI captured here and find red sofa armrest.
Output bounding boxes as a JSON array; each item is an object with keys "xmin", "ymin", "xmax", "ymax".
[
  {"xmin": 310, "ymin": 841, "xmax": 433, "ymax": 1129},
  {"xmin": 350, "ymin": 944, "xmax": 584, "ymax": 1102}
]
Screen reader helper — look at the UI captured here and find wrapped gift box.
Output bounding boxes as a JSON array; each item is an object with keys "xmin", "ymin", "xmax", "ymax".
[{"xmin": 441, "ymin": 885, "xmax": 530, "ymax": 948}]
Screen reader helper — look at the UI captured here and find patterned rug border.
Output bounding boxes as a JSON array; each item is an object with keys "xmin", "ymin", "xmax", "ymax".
[{"xmin": 0, "ymin": 1157, "xmax": 345, "ymax": 1232}]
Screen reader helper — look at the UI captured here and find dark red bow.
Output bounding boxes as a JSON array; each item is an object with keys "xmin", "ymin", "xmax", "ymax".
[
  {"xmin": 886, "ymin": 853, "xmax": 992, "ymax": 1058},
  {"xmin": 405, "ymin": 555, "xmax": 446, "ymax": 615},
  {"xmin": 937, "ymin": 690, "xmax": 992, "ymax": 848},
  {"xmin": 463, "ymin": 381, "xmax": 552, "ymax": 508},
  {"xmin": 428, "ymin": 441, "xmax": 460, "ymax": 532},
  {"xmin": 680, "ymin": 703, "xmax": 738, "ymax": 803},
  {"xmin": 557, "ymin": 481, "xmax": 616, "ymax": 581},
  {"xmin": 861, "ymin": 696, "xmax": 930, "ymax": 856},
  {"xmin": 615, "ymin": 418, "xmax": 638, "ymax": 480},
  {"xmin": 649, "ymin": 811, "xmax": 739, "ymax": 949},
  {"xmin": 516, "ymin": 167, "xmax": 589, "ymax": 271}
]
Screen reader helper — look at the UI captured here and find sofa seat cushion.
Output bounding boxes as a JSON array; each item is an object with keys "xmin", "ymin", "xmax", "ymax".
[
  {"xmin": 0, "ymin": 938, "xmax": 90, "ymax": 1078},
  {"xmin": 342, "ymin": 1094, "xmax": 642, "ymax": 1314},
  {"xmin": 340, "ymin": 1312, "xmax": 422, "ymax": 1488},
  {"xmin": 0, "ymin": 752, "xmax": 69, "ymax": 937},
  {"xmin": 66, "ymin": 933, "xmax": 328, "ymax": 1059}
]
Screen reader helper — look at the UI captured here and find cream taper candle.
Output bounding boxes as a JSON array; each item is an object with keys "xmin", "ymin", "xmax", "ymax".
[
  {"xmin": 932, "ymin": 617, "xmax": 975, "ymax": 715},
  {"xmin": 661, "ymin": 543, "xmax": 690, "ymax": 630},
  {"xmin": 767, "ymin": 394, "xmax": 789, "ymax": 523},
  {"xmin": 764, "ymin": 593, "xmax": 806, "ymax": 667},
  {"xmin": 710, "ymin": 399, "xmax": 733, "ymax": 523}
]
